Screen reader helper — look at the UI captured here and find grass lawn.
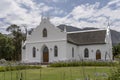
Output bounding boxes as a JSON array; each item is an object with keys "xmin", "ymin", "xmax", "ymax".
[{"xmin": 0, "ymin": 66, "xmax": 114, "ymax": 80}]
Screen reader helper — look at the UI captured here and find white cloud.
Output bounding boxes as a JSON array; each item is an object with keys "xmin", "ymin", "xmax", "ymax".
[
  {"xmin": 0, "ymin": 0, "xmax": 15, "ymax": 17},
  {"xmin": 15, "ymin": 0, "xmax": 36, "ymax": 9},
  {"xmin": 51, "ymin": 0, "xmax": 120, "ymax": 32},
  {"xmin": 0, "ymin": 0, "xmax": 54, "ymax": 33},
  {"xmin": 0, "ymin": 0, "xmax": 120, "ymax": 33},
  {"xmin": 37, "ymin": 3, "xmax": 53, "ymax": 12},
  {"xmin": 52, "ymin": 7, "xmax": 65, "ymax": 15},
  {"xmin": 69, "ymin": 2, "xmax": 100, "ymax": 20},
  {"xmin": 108, "ymin": 0, "xmax": 120, "ymax": 6},
  {"xmin": 0, "ymin": 0, "xmax": 37, "ymax": 24}
]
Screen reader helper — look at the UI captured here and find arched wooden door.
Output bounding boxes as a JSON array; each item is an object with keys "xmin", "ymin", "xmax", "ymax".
[
  {"xmin": 96, "ymin": 50, "xmax": 101, "ymax": 60},
  {"xmin": 43, "ymin": 46, "xmax": 49, "ymax": 62}
]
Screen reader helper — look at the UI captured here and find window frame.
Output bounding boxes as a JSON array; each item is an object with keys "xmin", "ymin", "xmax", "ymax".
[
  {"xmin": 84, "ymin": 48, "xmax": 89, "ymax": 58},
  {"xmin": 54, "ymin": 46, "xmax": 58, "ymax": 57},
  {"xmin": 72, "ymin": 47, "xmax": 74, "ymax": 58},
  {"xmin": 33, "ymin": 47, "xmax": 36, "ymax": 58},
  {"xmin": 43, "ymin": 28, "xmax": 47, "ymax": 37}
]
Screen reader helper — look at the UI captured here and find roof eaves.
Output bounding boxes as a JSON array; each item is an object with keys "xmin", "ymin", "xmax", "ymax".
[
  {"xmin": 67, "ymin": 40, "xmax": 106, "ymax": 46},
  {"xmin": 67, "ymin": 29, "xmax": 106, "ymax": 34}
]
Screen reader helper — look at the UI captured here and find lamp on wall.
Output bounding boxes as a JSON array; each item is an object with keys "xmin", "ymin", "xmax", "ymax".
[
  {"xmin": 37, "ymin": 49, "xmax": 39, "ymax": 51},
  {"xmin": 91, "ymin": 50, "xmax": 93, "ymax": 52},
  {"xmin": 50, "ymin": 48, "xmax": 52, "ymax": 51}
]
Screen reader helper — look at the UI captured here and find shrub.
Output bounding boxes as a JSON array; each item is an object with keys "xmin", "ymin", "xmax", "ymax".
[
  {"xmin": 50, "ymin": 61, "xmax": 117, "ymax": 67},
  {"xmin": 0, "ymin": 65, "xmax": 41, "ymax": 72}
]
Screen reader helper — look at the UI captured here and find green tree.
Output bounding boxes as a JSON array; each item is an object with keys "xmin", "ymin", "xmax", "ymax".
[
  {"xmin": 0, "ymin": 33, "xmax": 15, "ymax": 60},
  {"xmin": 6, "ymin": 24, "xmax": 26, "ymax": 61},
  {"xmin": 113, "ymin": 43, "xmax": 120, "ymax": 58}
]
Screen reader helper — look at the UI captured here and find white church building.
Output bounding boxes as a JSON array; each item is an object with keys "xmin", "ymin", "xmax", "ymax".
[{"xmin": 21, "ymin": 17, "xmax": 113, "ymax": 63}]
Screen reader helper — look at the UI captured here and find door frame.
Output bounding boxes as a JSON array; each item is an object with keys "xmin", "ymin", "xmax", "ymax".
[
  {"xmin": 42, "ymin": 46, "xmax": 49, "ymax": 62},
  {"xmin": 96, "ymin": 50, "xmax": 101, "ymax": 60}
]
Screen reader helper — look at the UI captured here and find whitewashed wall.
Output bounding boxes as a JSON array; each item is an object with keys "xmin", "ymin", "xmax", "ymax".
[
  {"xmin": 27, "ymin": 18, "xmax": 66, "ymax": 43},
  {"xmin": 78, "ymin": 44, "xmax": 112, "ymax": 61},
  {"xmin": 23, "ymin": 40, "xmax": 67, "ymax": 63},
  {"xmin": 22, "ymin": 18, "xmax": 67, "ymax": 63},
  {"xmin": 66, "ymin": 43, "xmax": 112, "ymax": 61},
  {"xmin": 21, "ymin": 47, "xmax": 26, "ymax": 62},
  {"xmin": 66, "ymin": 43, "xmax": 79, "ymax": 60}
]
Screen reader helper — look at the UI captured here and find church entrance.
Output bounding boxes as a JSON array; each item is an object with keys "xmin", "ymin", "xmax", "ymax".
[
  {"xmin": 43, "ymin": 46, "xmax": 49, "ymax": 62},
  {"xmin": 96, "ymin": 50, "xmax": 101, "ymax": 60}
]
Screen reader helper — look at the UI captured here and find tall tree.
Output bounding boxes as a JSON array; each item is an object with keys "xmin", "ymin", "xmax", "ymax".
[
  {"xmin": 6, "ymin": 24, "xmax": 25, "ymax": 61},
  {"xmin": 0, "ymin": 33, "xmax": 15, "ymax": 60}
]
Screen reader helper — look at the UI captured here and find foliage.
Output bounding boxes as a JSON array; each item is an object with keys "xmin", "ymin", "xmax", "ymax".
[
  {"xmin": 50, "ymin": 61, "xmax": 117, "ymax": 67},
  {"xmin": 0, "ymin": 24, "xmax": 29, "ymax": 61},
  {"xmin": 0, "ymin": 65, "xmax": 41, "ymax": 72},
  {"xmin": 0, "ymin": 33, "xmax": 15, "ymax": 60},
  {"xmin": 6, "ymin": 24, "xmax": 26, "ymax": 61},
  {"xmin": 113, "ymin": 43, "xmax": 120, "ymax": 57},
  {"xmin": 108, "ymin": 62, "xmax": 120, "ymax": 80}
]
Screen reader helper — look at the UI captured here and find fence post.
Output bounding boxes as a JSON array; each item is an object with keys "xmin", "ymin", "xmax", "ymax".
[{"xmin": 40, "ymin": 68, "xmax": 41, "ymax": 80}]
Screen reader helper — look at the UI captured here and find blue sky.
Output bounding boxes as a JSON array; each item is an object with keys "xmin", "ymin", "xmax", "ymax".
[{"xmin": 0, "ymin": 0, "xmax": 120, "ymax": 33}]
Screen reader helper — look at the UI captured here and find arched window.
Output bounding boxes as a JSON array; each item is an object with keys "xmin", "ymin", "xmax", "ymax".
[
  {"xmin": 33, "ymin": 47, "xmax": 36, "ymax": 57},
  {"xmin": 54, "ymin": 46, "xmax": 58, "ymax": 57},
  {"xmin": 96, "ymin": 50, "xmax": 101, "ymax": 60},
  {"xmin": 43, "ymin": 28, "xmax": 47, "ymax": 37},
  {"xmin": 72, "ymin": 47, "xmax": 74, "ymax": 57},
  {"xmin": 84, "ymin": 48, "xmax": 89, "ymax": 58}
]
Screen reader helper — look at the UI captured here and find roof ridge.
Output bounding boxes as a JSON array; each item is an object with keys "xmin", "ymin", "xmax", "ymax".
[{"xmin": 67, "ymin": 29, "xmax": 106, "ymax": 34}]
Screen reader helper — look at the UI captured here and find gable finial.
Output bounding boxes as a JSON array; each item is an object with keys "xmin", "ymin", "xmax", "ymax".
[
  {"xmin": 106, "ymin": 17, "xmax": 111, "ymax": 36},
  {"xmin": 107, "ymin": 17, "xmax": 110, "ymax": 29}
]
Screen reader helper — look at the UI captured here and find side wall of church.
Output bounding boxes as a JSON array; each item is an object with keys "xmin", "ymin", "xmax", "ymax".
[
  {"xmin": 78, "ymin": 44, "xmax": 112, "ymax": 61},
  {"xmin": 66, "ymin": 43, "xmax": 112, "ymax": 61},
  {"xmin": 66, "ymin": 43, "xmax": 79, "ymax": 60}
]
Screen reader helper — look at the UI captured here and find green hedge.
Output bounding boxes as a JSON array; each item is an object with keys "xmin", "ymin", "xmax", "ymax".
[
  {"xmin": 0, "ymin": 65, "xmax": 41, "ymax": 72},
  {"xmin": 50, "ymin": 61, "xmax": 117, "ymax": 67}
]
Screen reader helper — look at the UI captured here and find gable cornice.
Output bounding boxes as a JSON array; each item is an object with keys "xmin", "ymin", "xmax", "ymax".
[{"xmin": 26, "ymin": 39, "xmax": 66, "ymax": 44}]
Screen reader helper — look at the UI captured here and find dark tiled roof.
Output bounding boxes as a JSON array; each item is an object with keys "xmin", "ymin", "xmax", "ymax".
[
  {"xmin": 111, "ymin": 30, "xmax": 120, "ymax": 46},
  {"xmin": 67, "ymin": 30, "xmax": 106, "ymax": 45}
]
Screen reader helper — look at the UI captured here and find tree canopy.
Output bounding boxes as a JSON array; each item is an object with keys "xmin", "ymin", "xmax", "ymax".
[
  {"xmin": 0, "ymin": 24, "xmax": 27, "ymax": 61},
  {"xmin": 0, "ymin": 33, "xmax": 15, "ymax": 60},
  {"xmin": 113, "ymin": 43, "xmax": 120, "ymax": 58},
  {"xmin": 6, "ymin": 24, "xmax": 26, "ymax": 61}
]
